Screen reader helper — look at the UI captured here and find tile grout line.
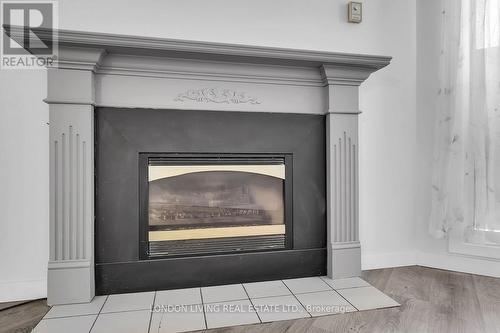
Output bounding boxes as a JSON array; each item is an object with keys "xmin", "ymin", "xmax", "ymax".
[
  {"xmin": 318, "ymin": 276, "xmax": 361, "ymax": 312},
  {"xmin": 40, "ymin": 313, "xmax": 97, "ymax": 321},
  {"xmin": 335, "ymin": 285, "xmax": 372, "ymax": 290},
  {"xmin": 242, "ymin": 292, "xmax": 294, "ymax": 300},
  {"xmin": 283, "ymin": 280, "xmax": 332, "ymax": 295},
  {"xmin": 42, "ymin": 313, "xmax": 102, "ymax": 321},
  {"xmin": 241, "ymin": 283, "xmax": 262, "ymax": 324},
  {"xmin": 147, "ymin": 291, "xmax": 157, "ymax": 333},
  {"xmin": 319, "ymin": 276, "xmax": 336, "ymax": 291},
  {"xmin": 331, "ymin": 289, "xmax": 359, "ymax": 312},
  {"xmin": 199, "ymin": 288, "xmax": 208, "ymax": 330},
  {"xmin": 280, "ymin": 280, "xmax": 312, "ymax": 318},
  {"xmin": 319, "ymin": 276, "xmax": 372, "ymax": 290},
  {"xmin": 203, "ymin": 296, "xmax": 251, "ymax": 305},
  {"xmin": 88, "ymin": 295, "xmax": 108, "ymax": 333},
  {"xmin": 98, "ymin": 307, "xmax": 156, "ymax": 315}
]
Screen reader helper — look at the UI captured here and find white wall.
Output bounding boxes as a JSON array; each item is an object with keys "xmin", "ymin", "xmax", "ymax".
[
  {"xmin": 0, "ymin": 0, "xmax": 417, "ymax": 301},
  {"xmin": 0, "ymin": 69, "xmax": 48, "ymax": 301},
  {"xmin": 416, "ymin": 0, "xmax": 444, "ymax": 258}
]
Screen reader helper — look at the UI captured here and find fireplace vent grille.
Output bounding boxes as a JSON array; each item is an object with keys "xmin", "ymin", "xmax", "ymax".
[{"xmin": 148, "ymin": 235, "xmax": 285, "ymax": 258}]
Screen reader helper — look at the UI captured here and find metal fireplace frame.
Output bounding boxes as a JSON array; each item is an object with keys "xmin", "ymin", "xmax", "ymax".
[{"xmin": 138, "ymin": 152, "xmax": 294, "ymax": 259}]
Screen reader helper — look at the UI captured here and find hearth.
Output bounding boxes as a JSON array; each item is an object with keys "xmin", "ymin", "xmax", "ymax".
[{"xmin": 139, "ymin": 153, "xmax": 293, "ymax": 258}]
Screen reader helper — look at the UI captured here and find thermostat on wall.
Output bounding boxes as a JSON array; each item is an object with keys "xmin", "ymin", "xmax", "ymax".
[{"xmin": 348, "ymin": 1, "xmax": 362, "ymax": 23}]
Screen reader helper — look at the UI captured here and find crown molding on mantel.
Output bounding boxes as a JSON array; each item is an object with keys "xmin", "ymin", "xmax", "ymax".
[{"xmin": 4, "ymin": 25, "xmax": 391, "ymax": 71}]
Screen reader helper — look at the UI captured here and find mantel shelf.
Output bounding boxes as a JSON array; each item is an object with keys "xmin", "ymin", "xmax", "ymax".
[{"xmin": 4, "ymin": 25, "xmax": 391, "ymax": 70}]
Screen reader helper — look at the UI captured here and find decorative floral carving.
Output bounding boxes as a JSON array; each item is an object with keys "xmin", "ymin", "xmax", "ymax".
[{"xmin": 174, "ymin": 88, "xmax": 260, "ymax": 105}]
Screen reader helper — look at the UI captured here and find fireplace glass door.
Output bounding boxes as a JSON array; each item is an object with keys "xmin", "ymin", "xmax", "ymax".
[{"xmin": 140, "ymin": 154, "xmax": 292, "ymax": 258}]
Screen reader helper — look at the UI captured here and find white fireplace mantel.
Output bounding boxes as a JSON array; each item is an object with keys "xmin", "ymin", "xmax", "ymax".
[{"xmin": 7, "ymin": 26, "xmax": 390, "ymax": 305}]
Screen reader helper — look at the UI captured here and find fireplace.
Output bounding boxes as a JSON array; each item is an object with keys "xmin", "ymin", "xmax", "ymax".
[
  {"xmin": 140, "ymin": 154, "xmax": 293, "ymax": 258},
  {"xmin": 95, "ymin": 107, "xmax": 326, "ymax": 294},
  {"xmin": 12, "ymin": 25, "xmax": 391, "ymax": 304}
]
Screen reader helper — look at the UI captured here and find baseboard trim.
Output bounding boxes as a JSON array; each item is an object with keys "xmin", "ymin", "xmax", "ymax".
[
  {"xmin": 0, "ymin": 279, "xmax": 47, "ymax": 303},
  {"xmin": 328, "ymin": 242, "xmax": 361, "ymax": 278},
  {"xmin": 362, "ymin": 250, "xmax": 500, "ymax": 278},
  {"xmin": 417, "ymin": 251, "xmax": 500, "ymax": 278},
  {"xmin": 47, "ymin": 262, "xmax": 95, "ymax": 305}
]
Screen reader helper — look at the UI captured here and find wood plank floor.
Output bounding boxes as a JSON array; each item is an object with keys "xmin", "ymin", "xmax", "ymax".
[
  {"xmin": 0, "ymin": 299, "xmax": 49, "ymax": 333},
  {"xmin": 1, "ymin": 266, "xmax": 499, "ymax": 333}
]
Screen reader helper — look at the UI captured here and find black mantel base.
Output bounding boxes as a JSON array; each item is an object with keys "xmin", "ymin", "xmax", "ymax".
[{"xmin": 95, "ymin": 248, "xmax": 326, "ymax": 295}]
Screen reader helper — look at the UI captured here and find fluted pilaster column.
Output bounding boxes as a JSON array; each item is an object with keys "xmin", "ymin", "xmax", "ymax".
[
  {"xmin": 46, "ymin": 48, "xmax": 105, "ymax": 305},
  {"xmin": 322, "ymin": 65, "xmax": 370, "ymax": 278}
]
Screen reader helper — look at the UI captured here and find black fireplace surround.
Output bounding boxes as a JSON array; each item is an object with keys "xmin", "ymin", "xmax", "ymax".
[{"xmin": 95, "ymin": 108, "xmax": 326, "ymax": 295}]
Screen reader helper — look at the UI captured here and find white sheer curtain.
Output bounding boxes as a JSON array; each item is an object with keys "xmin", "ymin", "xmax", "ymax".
[{"xmin": 430, "ymin": 0, "xmax": 500, "ymax": 240}]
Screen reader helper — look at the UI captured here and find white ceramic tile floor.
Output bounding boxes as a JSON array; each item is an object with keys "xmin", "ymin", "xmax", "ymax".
[
  {"xmin": 91, "ymin": 310, "xmax": 151, "ymax": 333},
  {"xmin": 201, "ymin": 283, "xmax": 248, "ymax": 303},
  {"xmin": 295, "ymin": 290, "xmax": 357, "ymax": 317},
  {"xmin": 204, "ymin": 299, "xmax": 260, "ymax": 329},
  {"xmin": 243, "ymin": 280, "xmax": 291, "ymax": 298},
  {"xmin": 251, "ymin": 295, "xmax": 310, "ymax": 322},
  {"xmin": 337, "ymin": 286, "xmax": 400, "ymax": 311},
  {"xmin": 155, "ymin": 288, "xmax": 202, "ymax": 306},
  {"xmin": 320, "ymin": 276, "xmax": 371, "ymax": 290},
  {"xmin": 33, "ymin": 315, "xmax": 97, "ymax": 333},
  {"xmin": 101, "ymin": 291, "xmax": 155, "ymax": 313},
  {"xmin": 283, "ymin": 276, "xmax": 332, "ymax": 294},
  {"xmin": 150, "ymin": 304, "xmax": 206, "ymax": 333},
  {"xmin": 35, "ymin": 276, "xmax": 399, "ymax": 333}
]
